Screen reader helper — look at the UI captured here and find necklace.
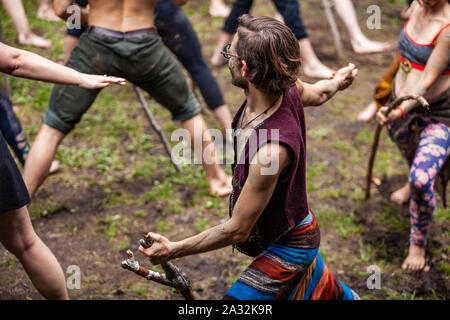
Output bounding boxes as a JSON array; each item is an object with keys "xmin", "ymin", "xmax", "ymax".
[{"xmin": 234, "ymin": 95, "xmax": 281, "ymax": 138}]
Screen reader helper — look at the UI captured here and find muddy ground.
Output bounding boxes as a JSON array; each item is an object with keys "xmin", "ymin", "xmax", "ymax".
[{"xmin": 0, "ymin": 0, "xmax": 448, "ymax": 300}]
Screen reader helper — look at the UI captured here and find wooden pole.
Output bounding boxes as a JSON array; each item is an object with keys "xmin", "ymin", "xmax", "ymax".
[
  {"xmin": 365, "ymin": 95, "xmax": 429, "ymax": 199},
  {"xmin": 322, "ymin": 0, "xmax": 345, "ymax": 60},
  {"xmin": 133, "ymin": 86, "xmax": 182, "ymax": 173},
  {"xmin": 121, "ymin": 233, "xmax": 195, "ymax": 300}
]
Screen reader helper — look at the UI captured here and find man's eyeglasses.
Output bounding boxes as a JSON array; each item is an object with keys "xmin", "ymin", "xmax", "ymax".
[{"xmin": 221, "ymin": 43, "xmax": 240, "ymax": 60}]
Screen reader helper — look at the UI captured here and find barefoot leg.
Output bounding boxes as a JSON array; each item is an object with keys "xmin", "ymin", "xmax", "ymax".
[
  {"xmin": 356, "ymin": 101, "xmax": 378, "ymax": 123},
  {"xmin": 333, "ymin": 0, "xmax": 395, "ymax": 54},
  {"xmin": 298, "ymin": 38, "xmax": 334, "ymax": 79},
  {"xmin": 0, "ymin": 206, "xmax": 68, "ymax": 299},
  {"xmin": 23, "ymin": 124, "xmax": 65, "ymax": 199},
  {"xmin": 181, "ymin": 114, "xmax": 232, "ymax": 197},
  {"xmin": 404, "ymin": 122, "xmax": 450, "ymax": 270},
  {"xmin": 209, "ymin": 0, "xmax": 231, "ymax": 18},
  {"xmin": 36, "ymin": 0, "xmax": 60, "ymax": 21},
  {"xmin": 2, "ymin": 0, "xmax": 53, "ymax": 49},
  {"xmin": 402, "ymin": 243, "xmax": 426, "ymax": 271}
]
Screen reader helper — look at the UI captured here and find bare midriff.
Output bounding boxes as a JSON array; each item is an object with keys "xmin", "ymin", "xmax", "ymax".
[
  {"xmin": 394, "ymin": 70, "xmax": 449, "ymax": 102},
  {"xmin": 88, "ymin": 0, "xmax": 156, "ymax": 32},
  {"xmin": 395, "ymin": 5, "xmax": 450, "ymax": 101}
]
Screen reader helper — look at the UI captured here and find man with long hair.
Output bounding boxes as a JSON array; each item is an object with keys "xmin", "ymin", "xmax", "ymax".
[{"xmin": 139, "ymin": 15, "xmax": 360, "ymax": 300}]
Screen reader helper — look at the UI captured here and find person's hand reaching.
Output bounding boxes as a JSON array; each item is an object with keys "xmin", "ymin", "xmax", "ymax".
[{"xmin": 78, "ymin": 73, "xmax": 126, "ymax": 89}]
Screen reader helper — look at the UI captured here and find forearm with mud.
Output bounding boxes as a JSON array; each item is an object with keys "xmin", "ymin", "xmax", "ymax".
[
  {"xmin": 169, "ymin": 219, "xmax": 245, "ymax": 260},
  {"xmin": 306, "ymin": 78, "xmax": 340, "ymax": 106}
]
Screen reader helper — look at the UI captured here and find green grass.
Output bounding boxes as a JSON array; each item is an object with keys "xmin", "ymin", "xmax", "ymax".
[{"xmin": 196, "ymin": 219, "xmax": 210, "ymax": 233}]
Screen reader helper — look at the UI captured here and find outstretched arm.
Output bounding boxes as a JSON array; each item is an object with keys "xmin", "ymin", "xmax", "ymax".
[
  {"xmin": 0, "ymin": 43, "xmax": 125, "ymax": 89},
  {"xmin": 377, "ymin": 28, "xmax": 450, "ymax": 125},
  {"xmin": 297, "ymin": 63, "xmax": 358, "ymax": 107},
  {"xmin": 138, "ymin": 143, "xmax": 292, "ymax": 265}
]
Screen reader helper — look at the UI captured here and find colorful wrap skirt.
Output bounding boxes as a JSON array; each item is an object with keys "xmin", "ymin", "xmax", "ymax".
[{"xmin": 224, "ymin": 211, "xmax": 359, "ymax": 300}]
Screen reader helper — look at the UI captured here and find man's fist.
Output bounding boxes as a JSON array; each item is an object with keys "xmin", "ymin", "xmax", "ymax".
[{"xmin": 138, "ymin": 232, "xmax": 174, "ymax": 265}]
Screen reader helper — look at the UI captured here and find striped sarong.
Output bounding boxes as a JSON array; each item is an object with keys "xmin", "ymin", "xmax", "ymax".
[{"xmin": 224, "ymin": 211, "xmax": 359, "ymax": 300}]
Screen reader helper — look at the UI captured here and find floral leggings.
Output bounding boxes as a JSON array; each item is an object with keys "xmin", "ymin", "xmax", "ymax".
[{"xmin": 388, "ymin": 117, "xmax": 450, "ymax": 247}]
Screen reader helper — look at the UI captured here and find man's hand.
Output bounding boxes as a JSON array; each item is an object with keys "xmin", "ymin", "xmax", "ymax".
[
  {"xmin": 333, "ymin": 63, "xmax": 358, "ymax": 90},
  {"xmin": 376, "ymin": 106, "xmax": 403, "ymax": 126},
  {"xmin": 78, "ymin": 74, "xmax": 126, "ymax": 89},
  {"xmin": 298, "ymin": 62, "xmax": 358, "ymax": 106},
  {"xmin": 138, "ymin": 232, "xmax": 174, "ymax": 265}
]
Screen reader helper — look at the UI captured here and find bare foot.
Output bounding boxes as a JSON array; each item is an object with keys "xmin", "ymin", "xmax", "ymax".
[
  {"xmin": 49, "ymin": 160, "xmax": 60, "ymax": 174},
  {"xmin": 390, "ymin": 182, "xmax": 410, "ymax": 205},
  {"xmin": 18, "ymin": 32, "xmax": 52, "ymax": 49},
  {"xmin": 357, "ymin": 101, "xmax": 378, "ymax": 123},
  {"xmin": 209, "ymin": 175, "xmax": 232, "ymax": 197},
  {"xmin": 36, "ymin": 5, "xmax": 60, "ymax": 22},
  {"xmin": 402, "ymin": 243, "xmax": 426, "ymax": 271},
  {"xmin": 209, "ymin": 1, "xmax": 231, "ymax": 18},
  {"xmin": 302, "ymin": 63, "xmax": 335, "ymax": 80},
  {"xmin": 352, "ymin": 39, "xmax": 396, "ymax": 55}
]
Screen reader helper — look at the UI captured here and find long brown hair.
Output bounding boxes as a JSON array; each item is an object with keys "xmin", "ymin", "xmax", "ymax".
[{"xmin": 236, "ymin": 14, "xmax": 302, "ymax": 95}]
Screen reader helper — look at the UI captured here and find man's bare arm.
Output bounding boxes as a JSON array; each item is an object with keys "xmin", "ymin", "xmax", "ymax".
[
  {"xmin": 139, "ymin": 143, "xmax": 292, "ymax": 265},
  {"xmin": 297, "ymin": 63, "xmax": 358, "ymax": 107}
]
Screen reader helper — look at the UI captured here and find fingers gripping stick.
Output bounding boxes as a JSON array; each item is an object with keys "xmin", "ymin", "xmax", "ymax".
[
  {"xmin": 121, "ymin": 233, "xmax": 194, "ymax": 299},
  {"xmin": 365, "ymin": 94, "xmax": 430, "ymax": 199}
]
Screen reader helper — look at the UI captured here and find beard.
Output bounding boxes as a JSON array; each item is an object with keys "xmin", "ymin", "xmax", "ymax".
[{"xmin": 229, "ymin": 60, "xmax": 248, "ymax": 90}]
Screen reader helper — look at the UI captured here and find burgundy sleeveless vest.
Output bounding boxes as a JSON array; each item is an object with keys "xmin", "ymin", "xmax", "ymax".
[{"xmin": 230, "ymin": 84, "xmax": 309, "ymax": 257}]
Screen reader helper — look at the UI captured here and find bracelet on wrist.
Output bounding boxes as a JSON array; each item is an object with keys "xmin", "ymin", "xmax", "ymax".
[{"xmin": 395, "ymin": 105, "xmax": 406, "ymax": 119}]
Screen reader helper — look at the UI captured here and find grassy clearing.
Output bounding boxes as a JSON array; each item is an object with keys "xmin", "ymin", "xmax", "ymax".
[{"xmin": 0, "ymin": 0, "xmax": 447, "ymax": 300}]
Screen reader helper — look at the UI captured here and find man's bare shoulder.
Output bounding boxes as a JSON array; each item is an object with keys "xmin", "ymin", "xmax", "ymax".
[{"xmin": 248, "ymin": 142, "xmax": 292, "ymax": 187}]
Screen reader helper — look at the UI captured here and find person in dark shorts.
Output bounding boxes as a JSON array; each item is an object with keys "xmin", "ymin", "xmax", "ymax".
[
  {"xmin": 0, "ymin": 42, "xmax": 124, "ymax": 299},
  {"xmin": 60, "ymin": 0, "xmax": 234, "ymax": 142},
  {"xmin": 24, "ymin": 0, "xmax": 232, "ymax": 200}
]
